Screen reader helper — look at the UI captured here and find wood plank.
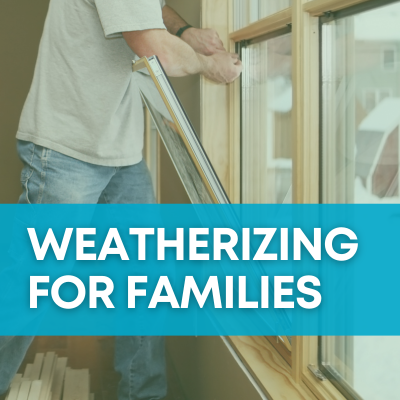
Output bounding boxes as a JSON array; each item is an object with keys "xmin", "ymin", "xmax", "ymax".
[
  {"xmin": 292, "ymin": 0, "xmax": 320, "ymax": 204},
  {"xmin": 66, "ymin": 336, "xmax": 109, "ymax": 395},
  {"xmin": 31, "ymin": 354, "xmax": 45, "ymax": 381},
  {"xmin": 50, "ymin": 357, "xmax": 68, "ymax": 400},
  {"xmin": 63, "ymin": 369, "xmax": 90, "ymax": 400},
  {"xmin": 16, "ymin": 381, "xmax": 31, "ymax": 400},
  {"xmin": 301, "ymin": 371, "xmax": 346, "ymax": 400},
  {"xmin": 6, "ymin": 382, "xmax": 21, "ymax": 400},
  {"xmin": 23, "ymin": 365, "xmax": 33, "ymax": 380},
  {"xmin": 229, "ymin": 8, "xmax": 292, "ymax": 41},
  {"xmin": 46, "ymin": 357, "xmax": 57, "ymax": 400},
  {"xmin": 9, "ymin": 379, "xmax": 30, "ymax": 386},
  {"xmin": 27, "ymin": 382, "xmax": 42, "ymax": 400},
  {"xmin": 38, "ymin": 353, "xmax": 57, "ymax": 400},
  {"xmin": 290, "ymin": 1, "xmax": 320, "ymax": 378},
  {"xmin": 265, "ymin": 336, "xmax": 292, "ymax": 367},
  {"xmin": 11, "ymin": 375, "xmax": 22, "ymax": 384}
]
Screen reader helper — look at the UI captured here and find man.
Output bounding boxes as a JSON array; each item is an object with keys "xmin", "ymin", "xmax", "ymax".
[{"xmin": 0, "ymin": 0, "xmax": 242, "ymax": 399}]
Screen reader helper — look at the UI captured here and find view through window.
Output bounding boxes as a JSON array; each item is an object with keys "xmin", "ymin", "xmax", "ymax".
[
  {"xmin": 233, "ymin": 0, "xmax": 292, "ymax": 31},
  {"xmin": 321, "ymin": 1, "xmax": 400, "ymax": 399},
  {"xmin": 241, "ymin": 32, "xmax": 292, "ymax": 204}
]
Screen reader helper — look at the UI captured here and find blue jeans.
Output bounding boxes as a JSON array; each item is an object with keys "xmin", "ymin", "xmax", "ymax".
[{"xmin": 0, "ymin": 141, "xmax": 167, "ymax": 400}]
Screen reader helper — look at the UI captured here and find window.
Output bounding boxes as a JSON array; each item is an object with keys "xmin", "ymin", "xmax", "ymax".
[
  {"xmin": 321, "ymin": 1, "xmax": 400, "ymax": 398},
  {"xmin": 241, "ymin": 31, "xmax": 292, "ymax": 204},
  {"xmin": 235, "ymin": 2, "xmax": 294, "ymax": 368},
  {"xmin": 321, "ymin": 1, "xmax": 400, "ymax": 204},
  {"xmin": 320, "ymin": 336, "xmax": 400, "ymax": 400},
  {"xmin": 137, "ymin": 57, "xmax": 229, "ymax": 205},
  {"xmin": 202, "ymin": 0, "xmax": 400, "ymax": 399},
  {"xmin": 233, "ymin": 0, "xmax": 292, "ymax": 31}
]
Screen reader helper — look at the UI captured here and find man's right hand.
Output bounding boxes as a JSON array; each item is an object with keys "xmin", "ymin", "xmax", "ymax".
[{"xmin": 199, "ymin": 52, "xmax": 243, "ymax": 84}]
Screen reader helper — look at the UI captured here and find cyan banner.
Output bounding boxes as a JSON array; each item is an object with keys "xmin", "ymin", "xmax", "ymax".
[{"xmin": 0, "ymin": 204, "xmax": 398, "ymax": 336}]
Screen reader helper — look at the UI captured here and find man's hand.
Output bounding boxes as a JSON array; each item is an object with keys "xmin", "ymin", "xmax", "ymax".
[
  {"xmin": 162, "ymin": 6, "xmax": 225, "ymax": 55},
  {"xmin": 159, "ymin": 5, "xmax": 242, "ymax": 83},
  {"xmin": 123, "ymin": 29, "xmax": 242, "ymax": 83},
  {"xmin": 181, "ymin": 28, "xmax": 225, "ymax": 56},
  {"xmin": 199, "ymin": 52, "xmax": 242, "ymax": 84}
]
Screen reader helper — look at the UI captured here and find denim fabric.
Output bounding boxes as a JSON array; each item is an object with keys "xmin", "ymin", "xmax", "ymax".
[
  {"xmin": 115, "ymin": 337, "xmax": 166, "ymax": 400},
  {"xmin": 0, "ymin": 337, "xmax": 34, "ymax": 394},
  {"xmin": 0, "ymin": 141, "xmax": 167, "ymax": 400}
]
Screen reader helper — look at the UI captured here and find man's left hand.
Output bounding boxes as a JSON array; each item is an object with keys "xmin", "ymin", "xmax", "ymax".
[{"xmin": 181, "ymin": 28, "xmax": 225, "ymax": 56}]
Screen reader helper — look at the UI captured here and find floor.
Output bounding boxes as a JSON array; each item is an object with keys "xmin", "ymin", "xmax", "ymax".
[{"xmin": 20, "ymin": 337, "xmax": 186, "ymax": 400}]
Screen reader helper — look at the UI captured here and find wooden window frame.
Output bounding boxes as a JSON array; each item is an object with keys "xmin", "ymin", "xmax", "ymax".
[
  {"xmin": 229, "ymin": 8, "xmax": 292, "ymax": 42},
  {"xmin": 200, "ymin": 0, "xmax": 384, "ymax": 399},
  {"xmin": 304, "ymin": 0, "xmax": 399, "ymax": 16}
]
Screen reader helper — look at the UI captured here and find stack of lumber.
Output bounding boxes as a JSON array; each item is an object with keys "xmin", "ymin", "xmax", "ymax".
[{"xmin": 5, "ymin": 352, "xmax": 94, "ymax": 400}]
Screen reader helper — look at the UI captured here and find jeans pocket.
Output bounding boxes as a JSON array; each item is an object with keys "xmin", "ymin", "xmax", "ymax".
[{"xmin": 17, "ymin": 141, "xmax": 36, "ymax": 182}]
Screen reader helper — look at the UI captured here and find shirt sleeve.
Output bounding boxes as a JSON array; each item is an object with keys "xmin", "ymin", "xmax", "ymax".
[{"xmin": 94, "ymin": 0, "xmax": 166, "ymax": 38}]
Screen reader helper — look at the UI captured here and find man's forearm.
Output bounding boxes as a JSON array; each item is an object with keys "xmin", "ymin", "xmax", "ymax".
[
  {"xmin": 123, "ymin": 28, "xmax": 242, "ymax": 83},
  {"xmin": 162, "ymin": 5, "xmax": 189, "ymax": 36},
  {"xmin": 160, "ymin": 34, "xmax": 210, "ymax": 77},
  {"xmin": 161, "ymin": 5, "xmax": 225, "ymax": 56},
  {"xmin": 123, "ymin": 29, "xmax": 206, "ymax": 77}
]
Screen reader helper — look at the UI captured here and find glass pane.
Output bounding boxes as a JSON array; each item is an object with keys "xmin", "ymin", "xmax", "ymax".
[
  {"xmin": 321, "ymin": 2, "xmax": 400, "ymax": 399},
  {"xmin": 241, "ymin": 33, "xmax": 292, "ymax": 204},
  {"xmin": 143, "ymin": 110, "xmax": 159, "ymax": 196},
  {"xmin": 134, "ymin": 57, "xmax": 230, "ymax": 204},
  {"xmin": 321, "ymin": 1, "xmax": 400, "ymax": 204},
  {"xmin": 233, "ymin": 0, "xmax": 292, "ymax": 31},
  {"xmin": 321, "ymin": 336, "xmax": 400, "ymax": 399}
]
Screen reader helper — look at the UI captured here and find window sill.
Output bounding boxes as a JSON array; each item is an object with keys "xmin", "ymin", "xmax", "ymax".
[{"xmin": 228, "ymin": 336, "xmax": 315, "ymax": 400}]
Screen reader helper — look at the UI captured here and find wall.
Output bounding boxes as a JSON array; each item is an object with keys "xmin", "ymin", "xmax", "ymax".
[
  {"xmin": 167, "ymin": 336, "xmax": 263, "ymax": 400},
  {"xmin": 0, "ymin": 0, "xmax": 49, "ymax": 203},
  {"xmin": 167, "ymin": 0, "xmax": 201, "ymax": 136},
  {"xmin": 0, "ymin": 0, "xmax": 200, "ymax": 205},
  {"xmin": 159, "ymin": 0, "xmax": 201, "ymax": 204}
]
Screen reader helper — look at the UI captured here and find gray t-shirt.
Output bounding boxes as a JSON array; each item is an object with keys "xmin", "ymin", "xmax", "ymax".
[{"xmin": 17, "ymin": 0, "xmax": 166, "ymax": 167}]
